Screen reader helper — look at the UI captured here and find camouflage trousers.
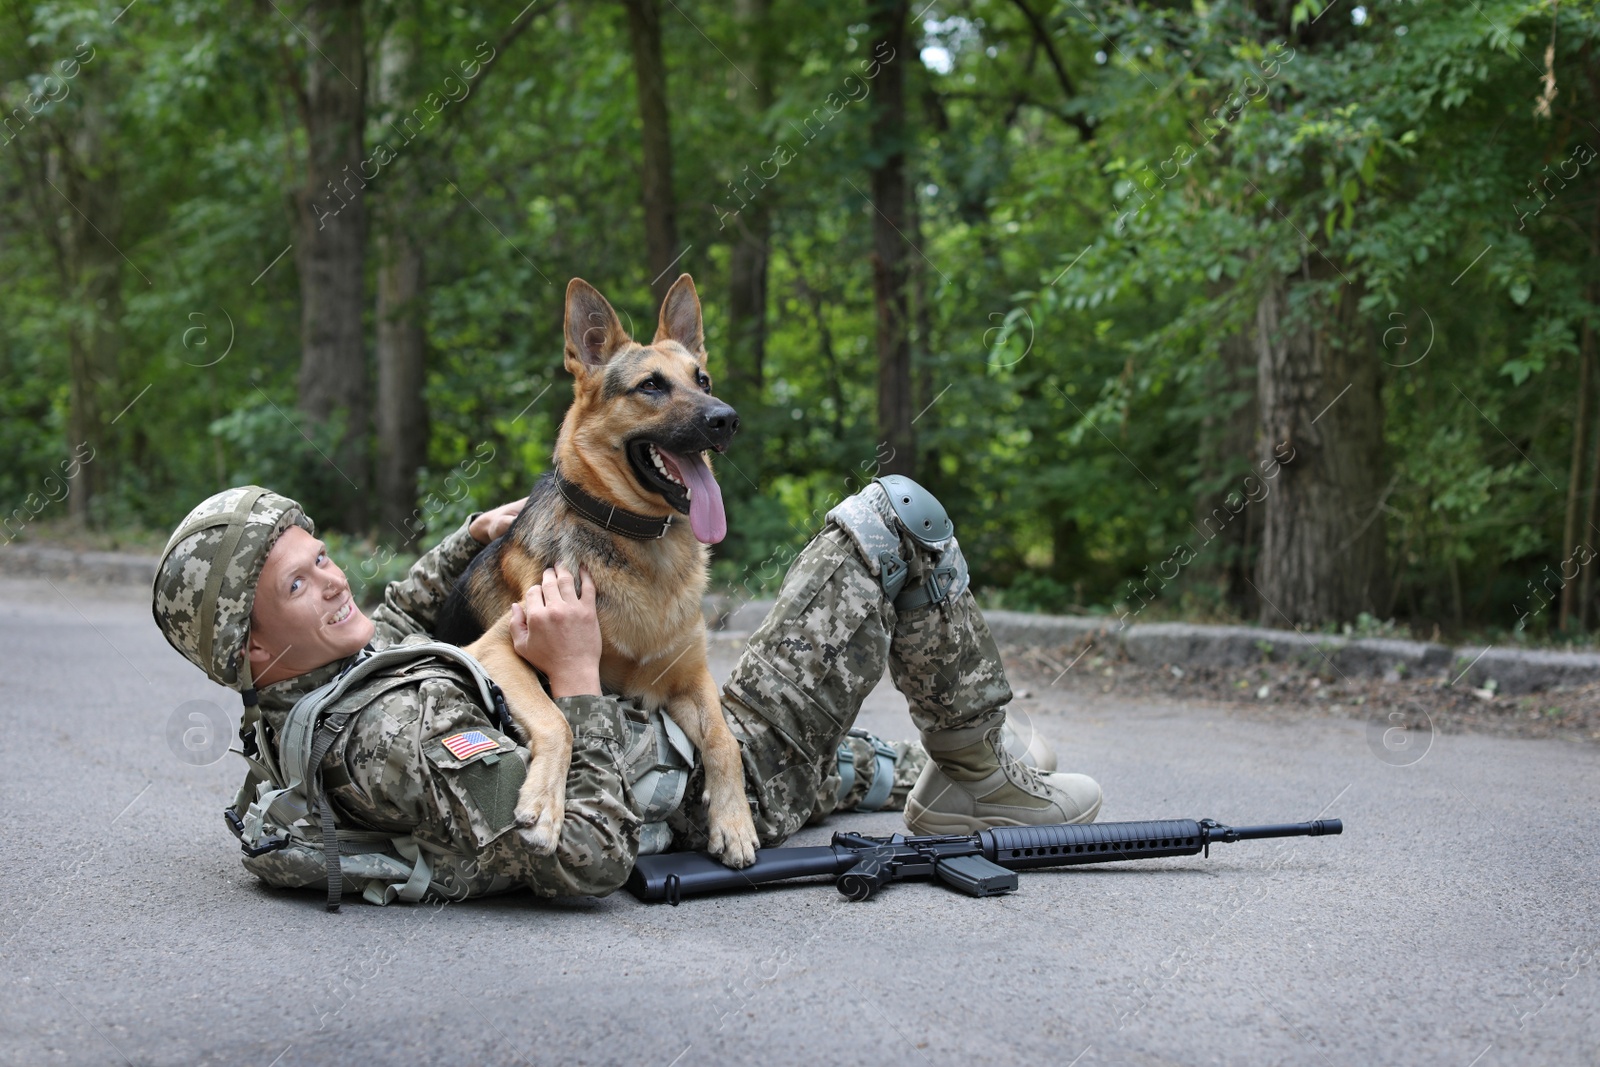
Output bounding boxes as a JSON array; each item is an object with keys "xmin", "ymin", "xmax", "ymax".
[{"xmin": 667, "ymin": 522, "xmax": 1013, "ymax": 851}]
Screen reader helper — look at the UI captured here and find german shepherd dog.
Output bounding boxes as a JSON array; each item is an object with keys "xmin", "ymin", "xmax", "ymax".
[{"xmin": 437, "ymin": 274, "xmax": 760, "ymax": 869}]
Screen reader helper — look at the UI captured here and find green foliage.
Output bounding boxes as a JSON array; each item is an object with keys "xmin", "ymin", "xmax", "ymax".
[
  {"xmin": 994, "ymin": 571, "xmax": 1074, "ymax": 614},
  {"xmin": 209, "ymin": 403, "xmax": 353, "ymax": 525},
  {"xmin": 1337, "ymin": 612, "xmax": 1411, "ymax": 640},
  {"xmin": 3, "ymin": 0, "xmax": 1599, "ymax": 637}
]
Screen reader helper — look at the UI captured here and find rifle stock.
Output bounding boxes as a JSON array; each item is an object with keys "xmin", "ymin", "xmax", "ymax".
[
  {"xmin": 625, "ymin": 817, "xmax": 1342, "ymax": 903},
  {"xmin": 625, "ymin": 845, "xmax": 853, "ymax": 905}
]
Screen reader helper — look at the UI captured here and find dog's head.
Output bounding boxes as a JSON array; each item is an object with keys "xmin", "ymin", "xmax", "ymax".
[{"xmin": 555, "ymin": 273, "xmax": 738, "ymax": 545}]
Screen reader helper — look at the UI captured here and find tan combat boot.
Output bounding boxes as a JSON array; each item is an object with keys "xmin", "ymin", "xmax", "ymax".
[
  {"xmin": 904, "ymin": 717, "xmax": 1101, "ymax": 836},
  {"xmin": 1001, "ymin": 720, "xmax": 1057, "ymax": 772}
]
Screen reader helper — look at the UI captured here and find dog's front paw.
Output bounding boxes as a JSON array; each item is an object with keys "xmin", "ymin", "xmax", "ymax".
[
  {"xmin": 514, "ymin": 778, "xmax": 565, "ymax": 855},
  {"xmin": 707, "ymin": 806, "xmax": 760, "ymax": 869}
]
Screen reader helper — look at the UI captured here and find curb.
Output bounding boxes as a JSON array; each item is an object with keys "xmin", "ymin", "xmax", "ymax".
[{"xmin": 0, "ymin": 544, "xmax": 157, "ymax": 586}]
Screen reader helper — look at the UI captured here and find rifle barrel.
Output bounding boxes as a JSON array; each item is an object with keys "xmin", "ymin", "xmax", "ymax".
[{"xmin": 1222, "ymin": 819, "xmax": 1343, "ymax": 840}]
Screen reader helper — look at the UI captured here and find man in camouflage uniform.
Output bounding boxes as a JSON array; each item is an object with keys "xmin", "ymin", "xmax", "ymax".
[{"xmin": 152, "ymin": 478, "xmax": 1100, "ymax": 903}]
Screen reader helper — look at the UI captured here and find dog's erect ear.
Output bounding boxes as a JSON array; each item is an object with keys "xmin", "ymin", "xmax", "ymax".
[
  {"xmin": 652, "ymin": 274, "xmax": 704, "ymax": 356},
  {"xmin": 564, "ymin": 278, "xmax": 631, "ymax": 374}
]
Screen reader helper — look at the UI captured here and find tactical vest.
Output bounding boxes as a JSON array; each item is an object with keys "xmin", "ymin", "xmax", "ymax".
[{"xmin": 224, "ymin": 641, "xmax": 692, "ymax": 910}]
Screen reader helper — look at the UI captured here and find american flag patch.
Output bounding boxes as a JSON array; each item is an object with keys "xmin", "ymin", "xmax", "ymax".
[{"xmin": 441, "ymin": 731, "xmax": 499, "ymax": 760}]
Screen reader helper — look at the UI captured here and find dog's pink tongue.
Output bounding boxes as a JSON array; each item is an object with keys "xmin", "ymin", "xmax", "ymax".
[{"xmin": 662, "ymin": 448, "xmax": 726, "ymax": 544}]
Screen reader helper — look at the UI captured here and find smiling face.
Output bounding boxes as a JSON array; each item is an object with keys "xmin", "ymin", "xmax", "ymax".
[
  {"xmin": 246, "ymin": 526, "xmax": 375, "ymax": 687},
  {"xmin": 556, "ymin": 274, "xmax": 739, "ymax": 544}
]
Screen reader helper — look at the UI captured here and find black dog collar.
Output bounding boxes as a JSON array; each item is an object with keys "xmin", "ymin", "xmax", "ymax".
[{"xmin": 551, "ymin": 468, "xmax": 674, "ymax": 540}]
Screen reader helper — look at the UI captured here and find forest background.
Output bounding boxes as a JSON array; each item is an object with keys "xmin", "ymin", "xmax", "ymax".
[{"xmin": 3, "ymin": 0, "xmax": 1598, "ymax": 643}]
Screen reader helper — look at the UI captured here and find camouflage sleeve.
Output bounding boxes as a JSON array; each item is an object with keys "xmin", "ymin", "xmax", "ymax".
[
  {"xmin": 464, "ymin": 695, "xmax": 642, "ymax": 897},
  {"xmin": 368, "ymin": 517, "xmax": 484, "ymax": 643},
  {"xmin": 332, "ymin": 678, "xmax": 639, "ymax": 899}
]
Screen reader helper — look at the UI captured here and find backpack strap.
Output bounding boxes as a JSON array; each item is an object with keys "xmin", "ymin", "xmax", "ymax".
[
  {"xmin": 245, "ymin": 641, "xmax": 510, "ymax": 911},
  {"xmin": 363, "ymin": 837, "xmax": 434, "ymax": 906},
  {"xmin": 308, "ymin": 710, "xmax": 352, "ymax": 910}
]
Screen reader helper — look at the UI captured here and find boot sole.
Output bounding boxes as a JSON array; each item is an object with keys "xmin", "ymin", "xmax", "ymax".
[
  {"xmin": 904, "ymin": 798, "xmax": 1027, "ymax": 837},
  {"xmin": 904, "ymin": 794, "xmax": 1103, "ymax": 837}
]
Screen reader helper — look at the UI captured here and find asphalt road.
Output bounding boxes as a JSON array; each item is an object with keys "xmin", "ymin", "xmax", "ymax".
[{"xmin": 2, "ymin": 574, "xmax": 1597, "ymax": 1067}]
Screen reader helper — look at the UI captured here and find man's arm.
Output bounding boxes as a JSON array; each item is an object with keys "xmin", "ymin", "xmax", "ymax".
[
  {"xmin": 370, "ymin": 499, "xmax": 525, "ymax": 642},
  {"xmin": 330, "ymin": 675, "xmax": 639, "ymax": 898}
]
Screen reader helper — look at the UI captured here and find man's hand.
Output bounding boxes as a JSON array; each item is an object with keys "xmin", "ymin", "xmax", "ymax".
[
  {"xmin": 508, "ymin": 565, "xmax": 602, "ymax": 698},
  {"xmin": 470, "ymin": 498, "xmax": 527, "ymax": 545}
]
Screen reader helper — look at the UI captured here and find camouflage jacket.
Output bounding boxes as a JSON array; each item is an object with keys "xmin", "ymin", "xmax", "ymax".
[{"xmin": 252, "ymin": 520, "xmax": 640, "ymax": 899}]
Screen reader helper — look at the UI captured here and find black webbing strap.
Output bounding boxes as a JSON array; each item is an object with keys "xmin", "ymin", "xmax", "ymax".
[
  {"xmin": 304, "ymin": 711, "xmax": 356, "ymax": 911},
  {"xmin": 488, "ymin": 681, "xmax": 517, "ymax": 736},
  {"xmin": 238, "ymin": 688, "xmax": 260, "ymax": 758}
]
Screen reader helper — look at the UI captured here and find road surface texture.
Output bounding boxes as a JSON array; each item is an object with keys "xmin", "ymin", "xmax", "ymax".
[{"xmin": 2, "ymin": 574, "xmax": 1597, "ymax": 1066}]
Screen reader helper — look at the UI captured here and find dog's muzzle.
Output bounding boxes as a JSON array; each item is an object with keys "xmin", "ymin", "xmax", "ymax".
[{"xmin": 699, "ymin": 401, "xmax": 739, "ymax": 450}]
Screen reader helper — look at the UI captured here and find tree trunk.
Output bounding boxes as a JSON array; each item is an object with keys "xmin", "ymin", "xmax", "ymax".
[
  {"xmin": 1560, "ymin": 331, "xmax": 1592, "ymax": 630},
  {"xmin": 1579, "ymin": 58, "xmax": 1600, "ymax": 630},
  {"xmin": 707, "ymin": 0, "xmax": 776, "ymax": 559},
  {"xmin": 374, "ymin": 22, "xmax": 428, "ymax": 548},
  {"xmin": 909, "ymin": 185, "xmax": 936, "ymax": 473},
  {"xmin": 1580, "ymin": 286, "xmax": 1600, "ymax": 630},
  {"xmin": 59, "ymin": 129, "xmax": 121, "ymax": 525},
  {"xmin": 1254, "ymin": 268, "xmax": 1388, "ymax": 626},
  {"xmin": 867, "ymin": 0, "xmax": 914, "ymax": 479},
  {"xmin": 623, "ymin": 0, "xmax": 680, "ymax": 305},
  {"xmin": 1195, "ymin": 304, "xmax": 1261, "ymax": 616},
  {"xmin": 375, "ymin": 227, "xmax": 427, "ymax": 547},
  {"xmin": 725, "ymin": 215, "xmax": 769, "ymax": 399},
  {"xmin": 723, "ymin": 0, "xmax": 772, "ymax": 443},
  {"xmin": 292, "ymin": 0, "xmax": 369, "ymax": 532}
]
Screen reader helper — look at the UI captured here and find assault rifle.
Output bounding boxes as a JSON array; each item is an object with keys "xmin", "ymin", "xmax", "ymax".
[{"xmin": 626, "ymin": 817, "xmax": 1343, "ymax": 904}]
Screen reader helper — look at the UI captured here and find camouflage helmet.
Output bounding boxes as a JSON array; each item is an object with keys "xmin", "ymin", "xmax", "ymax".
[{"xmin": 151, "ymin": 486, "xmax": 315, "ymax": 692}]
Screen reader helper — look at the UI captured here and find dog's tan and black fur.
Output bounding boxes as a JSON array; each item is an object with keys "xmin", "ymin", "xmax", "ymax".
[{"xmin": 437, "ymin": 274, "xmax": 760, "ymax": 868}]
